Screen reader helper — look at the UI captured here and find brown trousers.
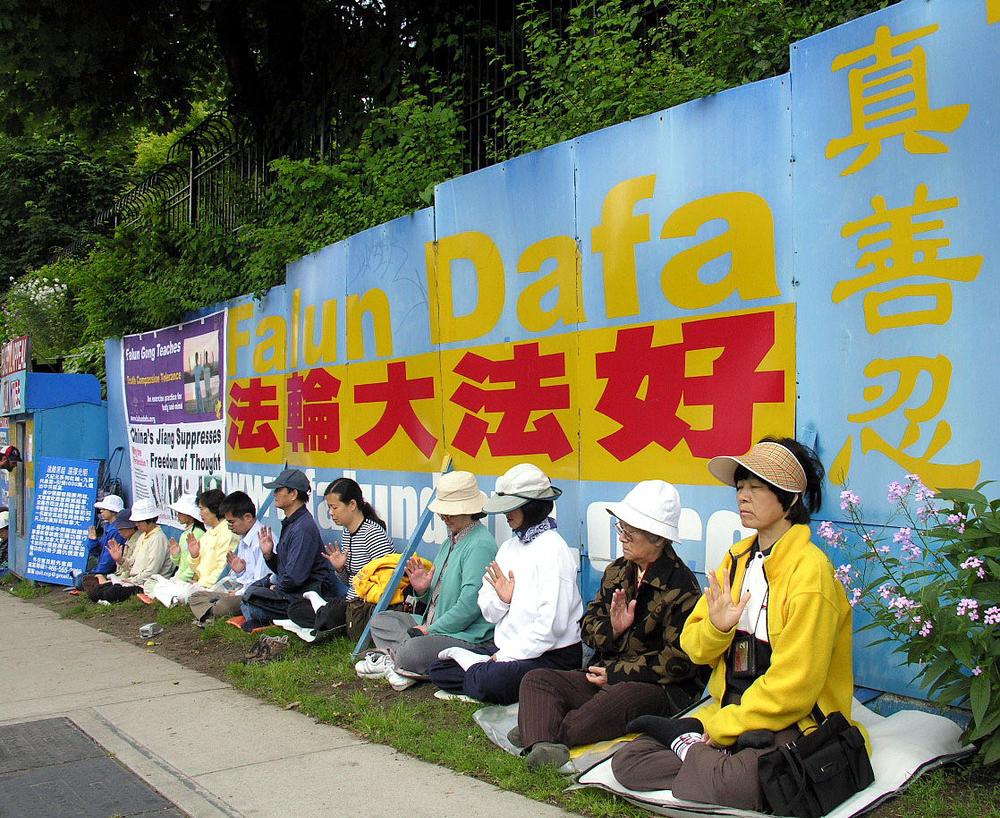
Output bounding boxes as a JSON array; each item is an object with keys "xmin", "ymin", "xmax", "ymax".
[
  {"xmin": 518, "ymin": 668, "xmax": 678, "ymax": 749},
  {"xmin": 611, "ymin": 728, "xmax": 800, "ymax": 811},
  {"xmin": 189, "ymin": 589, "xmax": 243, "ymax": 621}
]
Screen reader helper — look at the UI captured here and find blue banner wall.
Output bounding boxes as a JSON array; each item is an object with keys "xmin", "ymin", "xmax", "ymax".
[{"xmin": 105, "ymin": 0, "xmax": 999, "ymax": 699}]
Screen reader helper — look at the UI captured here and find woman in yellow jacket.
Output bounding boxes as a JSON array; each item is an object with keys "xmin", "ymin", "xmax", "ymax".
[
  {"xmin": 188, "ymin": 488, "xmax": 239, "ymax": 588},
  {"xmin": 613, "ymin": 437, "xmax": 866, "ymax": 811}
]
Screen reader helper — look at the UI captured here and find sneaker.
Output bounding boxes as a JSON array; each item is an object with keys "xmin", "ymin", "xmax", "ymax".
[
  {"xmin": 432, "ymin": 689, "xmax": 480, "ymax": 703},
  {"xmin": 385, "ymin": 667, "xmax": 418, "ymax": 691},
  {"xmin": 525, "ymin": 742, "xmax": 570, "ymax": 771},
  {"xmin": 355, "ymin": 650, "xmax": 392, "ymax": 678},
  {"xmin": 507, "ymin": 725, "xmax": 523, "ymax": 748}
]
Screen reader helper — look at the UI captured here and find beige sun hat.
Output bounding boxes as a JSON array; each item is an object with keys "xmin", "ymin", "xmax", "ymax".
[
  {"xmin": 707, "ymin": 440, "xmax": 807, "ymax": 493},
  {"xmin": 427, "ymin": 471, "xmax": 487, "ymax": 515}
]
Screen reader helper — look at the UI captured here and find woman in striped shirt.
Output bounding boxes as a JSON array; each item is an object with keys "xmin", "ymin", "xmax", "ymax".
[{"xmin": 321, "ymin": 477, "xmax": 395, "ymax": 636}]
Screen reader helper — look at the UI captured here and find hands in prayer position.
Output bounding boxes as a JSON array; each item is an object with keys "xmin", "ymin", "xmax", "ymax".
[
  {"xmin": 705, "ymin": 565, "xmax": 750, "ymax": 633},
  {"xmin": 186, "ymin": 531, "xmax": 201, "ymax": 559},
  {"xmin": 609, "ymin": 588, "xmax": 637, "ymax": 637},
  {"xmin": 485, "ymin": 560, "xmax": 515, "ymax": 604},
  {"xmin": 321, "ymin": 541, "xmax": 349, "ymax": 571},
  {"xmin": 225, "ymin": 549, "xmax": 246, "ymax": 575},
  {"xmin": 404, "ymin": 555, "xmax": 434, "ymax": 595},
  {"xmin": 258, "ymin": 526, "xmax": 275, "ymax": 558}
]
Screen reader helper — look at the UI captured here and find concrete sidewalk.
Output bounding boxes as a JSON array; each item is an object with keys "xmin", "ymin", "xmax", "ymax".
[{"xmin": 0, "ymin": 592, "xmax": 571, "ymax": 818}]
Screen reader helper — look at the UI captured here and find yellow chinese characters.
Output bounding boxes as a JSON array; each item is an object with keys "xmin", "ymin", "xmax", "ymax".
[
  {"xmin": 826, "ymin": 24, "xmax": 968, "ymax": 176},
  {"xmin": 835, "ymin": 183, "xmax": 982, "ymax": 333}
]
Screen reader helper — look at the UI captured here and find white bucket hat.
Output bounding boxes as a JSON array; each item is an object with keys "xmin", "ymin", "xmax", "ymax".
[
  {"xmin": 483, "ymin": 463, "xmax": 562, "ymax": 514},
  {"xmin": 606, "ymin": 480, "xmax": 682, "ymax": 541},
  {"xmin": 95, "ymin": 494, "xmax": 124, "ymax": 513},
  {"xmin": 129, "ymin": 497, "xmax": 160, "ymax": 522},
  {"xmin": 169, "ymin": 494, "xmax": 202, "ymax": 522},
  {"xmin": 427, "ymin": 471, "xmax": 487, "ymax": 515}
]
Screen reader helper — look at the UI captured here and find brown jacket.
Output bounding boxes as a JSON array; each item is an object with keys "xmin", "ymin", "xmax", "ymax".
[{"xmin": 582, "ymin": 548, "xmax": 709, "ymax": 698}]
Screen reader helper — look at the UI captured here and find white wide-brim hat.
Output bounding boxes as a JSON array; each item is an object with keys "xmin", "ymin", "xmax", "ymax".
[
  {"xmin": 95, "ymin": 494, "xmax": 124, "ymax": 513},
  {"xmin": 129, "ymin": 497, "xmax": 160, "ymax": 522},
  {"xmin": 606, "ymin": 480, "xmax": 682, "ymax": 541},
  {"xmin": 427, "ymin": 471, "xmax": 487, "ymax": 515},
  {"xmin": 0, "ymin": 510, "xmax": 8, "ymax": 529},
  {"xmin": 483, "ymin": 463, "xmax": 562, "ymax": 514},
  {"xmin": 169, "ymin": 494, "xmax": 202, "ymax": 522}
]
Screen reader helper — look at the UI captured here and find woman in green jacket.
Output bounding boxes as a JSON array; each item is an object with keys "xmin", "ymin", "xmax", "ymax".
[{"xmin": 362, "ymin": 471, "xmax": 497, "ymax": 691}]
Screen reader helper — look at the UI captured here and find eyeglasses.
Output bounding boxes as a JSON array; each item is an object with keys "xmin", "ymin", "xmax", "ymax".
[{"xmin": 616, "ymin": 522, "xmax": 639, "ymax": 542}]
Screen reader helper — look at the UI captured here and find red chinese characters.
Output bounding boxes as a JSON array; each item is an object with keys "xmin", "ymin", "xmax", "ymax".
[
  {"xmin": 594, "ymin": 312, "xmax": 785, "ymax": 460},
  {"xmin": 286, "ymin": 367, "xmax": 341, "ymax": 454},
  {"xmin": 449, "ymin": 342, "xmax": 573, "ymax": 461},
  {"xmin": 227, "ymin": 379, "xmax": 280, "ymax": 453},
  {"xmin": 354, "ymin": 360, "xmax": 438, "ymax": 458}
]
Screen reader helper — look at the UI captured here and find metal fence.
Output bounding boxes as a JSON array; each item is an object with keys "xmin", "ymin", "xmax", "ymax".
[{"xmin": 99, "ymin": 0, "xmax": 649, "ymax": 232}]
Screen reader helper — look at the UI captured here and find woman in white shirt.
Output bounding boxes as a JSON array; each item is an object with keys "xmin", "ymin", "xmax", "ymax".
[{"xmin": 427, "ymin": 463, "xmax": 583, "ymax": 704}]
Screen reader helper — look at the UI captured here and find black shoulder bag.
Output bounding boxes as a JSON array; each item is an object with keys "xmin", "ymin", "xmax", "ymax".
[{"xmin": 757, "ymin": 706, "xmax": 874, "ymax": 817}]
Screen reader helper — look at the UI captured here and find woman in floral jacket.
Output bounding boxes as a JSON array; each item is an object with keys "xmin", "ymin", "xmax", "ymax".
[{"xmin": 514, "ymin": 480, "xmax": 709, "ymax": 770}]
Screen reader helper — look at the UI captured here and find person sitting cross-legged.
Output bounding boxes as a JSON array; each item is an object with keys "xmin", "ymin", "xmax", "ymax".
[
  {"xmin": 515, "ymin": 480, "xmax": 710, "ymax": 770},
  {"xmin": 188, "ymin": 491, "xmax": 269, "ymax": 624},
  {"xmin": 145, "ymin": 488, "xmax": 238, "ymax": 605},
  {"xmin": 363, "ymin": 471, "xmax": 498, "ymax": 691},
  {"xmin": 426, "ymin": 463, "xmax": 583, "ymax": 705},
  {"xmin": 611, "ymin": 438, "xmax": 869, "ymax": 811},
  {"xmin": 74, "ymin": 494, "xmax": 126, "ymax": 590},
  {"xmin": 84, "ymin": 499, "xmax": 171, "ymax": 603},
  {"xmin": 240, "ymin": 469, "xmax": 337, "ymax": 631}
]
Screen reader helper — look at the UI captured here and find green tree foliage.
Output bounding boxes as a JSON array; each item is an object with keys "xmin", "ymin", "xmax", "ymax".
[
  {"xmin": 488, "ymin": 0, "xmax": 898, "ymax": 160},
  {"xmin": 0, "ymin": 0, "xmax": 902, "ymax": 381},
  {"xmin": 31, "ymin": 90, "xmax": 463, "ymax": 369},
  {"xmin": 0, "ymin": 134, "xmax": 126, "ymax": 286}
]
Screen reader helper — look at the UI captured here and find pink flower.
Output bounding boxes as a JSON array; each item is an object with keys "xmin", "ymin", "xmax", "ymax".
[
  {"xmin": 849, "ymin": 589, "xmax": 862, "ymax": 607},
  {"xmin": 957, "ymin": 598, "xmax": 980, "ymax": 621},
  {"xmin": 919, "ymin": 619, "xmax": 934, "ymax": 637},
  {"xmin": 878, "ymin": 584, "xmax": 893, "ymax": 600},
  {"xmin": 961, "ymin": 556, "xmax": 985, "ymax": 578},
  {"xmin": 840, "ymin": 490, "xmax": 861, "ymax": 511},
  {"xmin": 834, "ymin": 564, "xmax": 854, "ymax": 587},
  {"xmin": 818, "ymin": 520, "xmax": 844, "ymax": 546},
  {"xmin": 948, "ymin": 513, "xmax": 967, "ymax": 535},
  {"xmin": 887, "ymin": 481, "xmax": 909, "ymax": 502},
  {"xmin": 972, "ymin": 666, "xmax": 983, "ymax": 677},
  {"xmin": 985, "ymin": 606, "xmax": 1000, "ymax": 625},
  {"xmin": 888, "ymin": 595, "xmax": 919, "ymax": 618}
]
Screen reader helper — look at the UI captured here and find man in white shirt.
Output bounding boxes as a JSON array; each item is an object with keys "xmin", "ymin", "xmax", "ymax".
[{"xmin": 189, "ymin": 491, "xmax": 267, "ymax": 624}]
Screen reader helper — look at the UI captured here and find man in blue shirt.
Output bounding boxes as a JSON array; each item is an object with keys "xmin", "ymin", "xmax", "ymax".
[{"xmin": 239, "ymin": 469, "xmax": 335, "ymax": 631}]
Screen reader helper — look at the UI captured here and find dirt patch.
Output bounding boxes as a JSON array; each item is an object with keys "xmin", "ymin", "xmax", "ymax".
[{"xmin": 11, "ymin": 581, "xmax": 436, "ymax": 705}]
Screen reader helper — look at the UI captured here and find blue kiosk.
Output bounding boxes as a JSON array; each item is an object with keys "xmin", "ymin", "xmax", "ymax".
[{"xmin": 4, "ymin": 372, "xmax": 108, "ymax": 579}]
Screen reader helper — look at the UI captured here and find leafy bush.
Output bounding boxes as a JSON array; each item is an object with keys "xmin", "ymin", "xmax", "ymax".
[{"xmin": 825, "ymin": 477, "xmax": 1000, "ymax": 763}]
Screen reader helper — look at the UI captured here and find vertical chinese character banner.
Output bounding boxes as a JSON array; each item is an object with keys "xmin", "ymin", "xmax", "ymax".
[
  {"xmin": 572, "ymin": 77, "xmax": 797, "ymax": 586},
  {"xmin": 122, "ymin": 312, "xmax": 227, "ymax": 525},
  {"xmin": 792, "ymin": 0, "xmax": 1000, "ymax": 693},
  {"xmin": 25, "ymin": 456, "xmax": 99, "ymax": 585}
]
